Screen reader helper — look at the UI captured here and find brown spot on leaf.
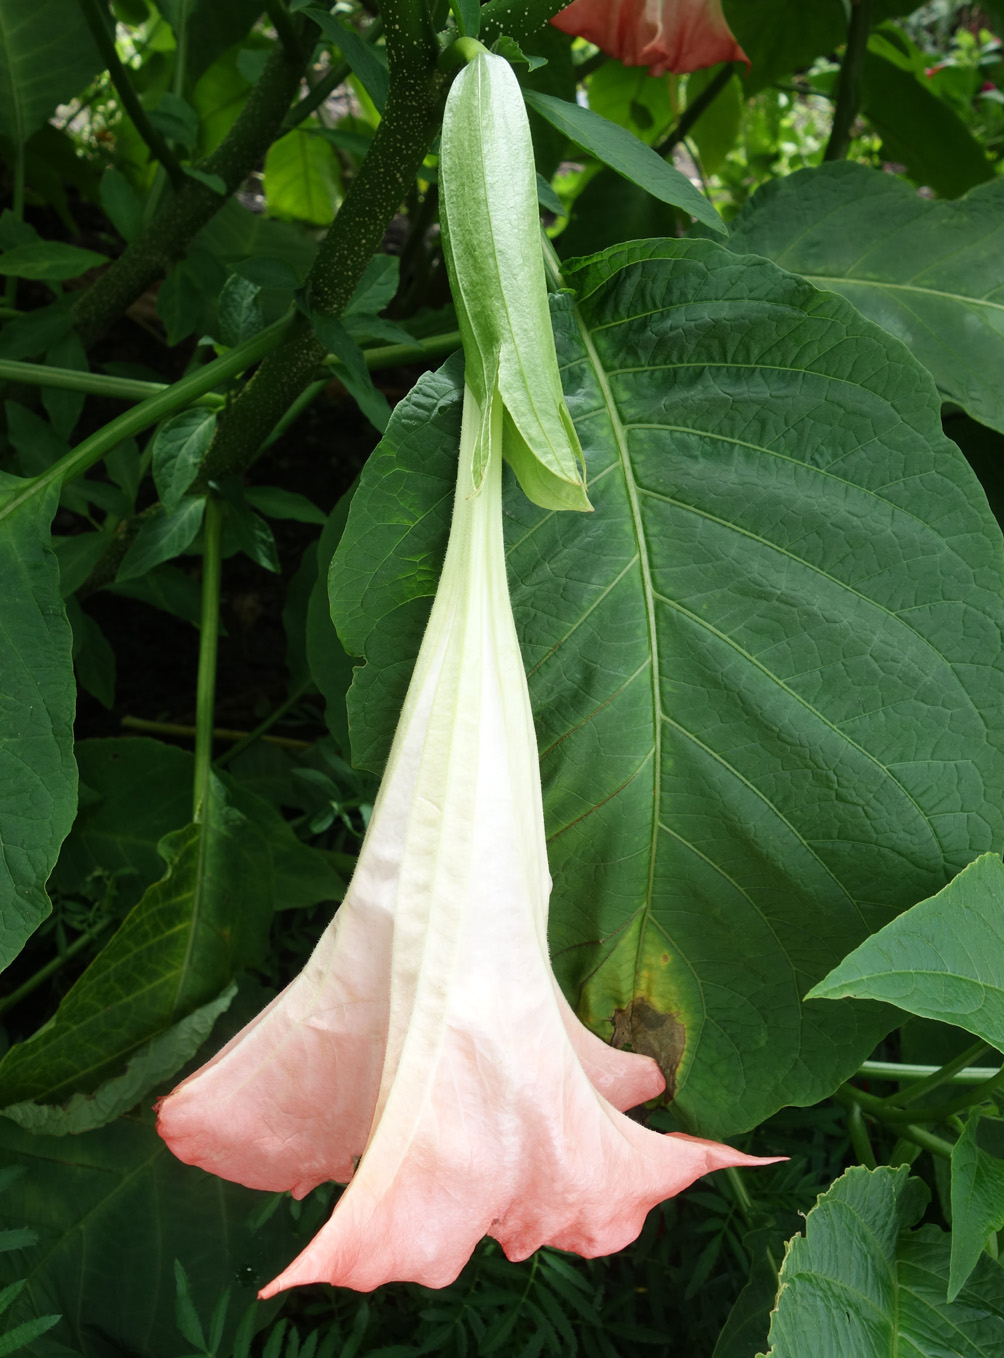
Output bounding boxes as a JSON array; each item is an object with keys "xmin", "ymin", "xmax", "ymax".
[{"xmin": 611, "ymin": 997, "xmax": 686, "ymax": 1100}]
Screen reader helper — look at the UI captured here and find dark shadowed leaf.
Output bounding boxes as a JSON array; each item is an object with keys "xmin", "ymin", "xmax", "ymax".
[
  {"xmin": 0, "ymin": 779, "xmax": 270, "ymax": 1106},
  {"xmin": 0, "ymin": 0, "xmax": 102, "ymax": 147},
  {"xmin": 0, "ymin": 475, "xmax": 76, "ymax": 971},
  {"xmin": 0, "ymin": 1110, "xmax": 300, "ymax": 1358}
]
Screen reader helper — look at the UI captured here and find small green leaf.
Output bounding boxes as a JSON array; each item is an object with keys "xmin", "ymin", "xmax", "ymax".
[
  {"xmin": 218, "ymin": 482, "xmax": 280, "ymax": 572},
  {"xmin": 452, "ymin": 0, "xmax": 480, "ymax": 38},
  {"xmin": 67, "ymin": 601, "xmax": 116, "ymax": 710},
  {"xmin": 216, "ymin": 274, "xmax": 263, "ymax": 348},
  {"xmin": 0, "ymin": 781, "xmax": 270, "ymax": 1107},
  {"xmin": 173, "ymin": 1260, "xmax": 207, "ymax": 1352},
  {"xmin": 244, "ymin": 485, "xmax": 327, "ymax": 524},
  {"xmin": 148, "ymin": 91, "xmax": 200, "ymax": 151},
  {"xmin": 117, "ymin": 497, "xmax": 207, "ymax": 582},
  {"xmin": 264, "ymin": 128, "xmax": 341, "ymax": 226},
  {"xmin": 106, "ymin": 564, "xmax": 204, "ymax": 630},
  {"xmin": 100, "ymin": 167, "xmax": 144, "ymax": 243},
  {"xmin": 157, "ymin": 249, "xmax": 226, "ymax": 346},
  {"xmin": 0, "ymin": 1311, "xmax": 61, "ymax": 1357},
  {"xmin": 536, "ymin": 172, "xmax": 565, "ymax": 218},
  {"xmin": 0, "ymin": 984, "xmax": 237, "ymax": 1135},
  {"xmin": 53, "ymin": 532, "xmax": 109, "ymax": 597},
  {"xmin": 152, "ymin": 409, "xmax": 217, "ymax": 514},
  {"xmin": 184, "ymin": 166, "xmax": 227, "ymax": 195},
  {"xmin": 307, "ymin": 306, "xmax": 391, "ymax": 433},
  {"xmin": 305, "ymin": 10, "xmax": 388, "ymax": 111},
  {"xmin": 310, "ymin": 491, "xmax": 356, "ymax": 751},
  {"xmin": 0, "ymin": 241, "xmax": 106, "ymax": 280},
  {"xmin": 0, "ymin": 300, "xmax": 72, "ymax": 360},
  {"xmin": 42, "ymin": 328, "xmax": 87, "ymax": 439},
  {"xmin": 808, "ymin": 854, "xmax": 1004, "ymax": 1049},
  {"xmin": 343, "ymin": 254, "xmax": 399, "ymax": 321},
  {"xmin": 522, "ymin": 89, "xmax": 726, "ymax": 234},
  {"xmin": 949, "ymin": 1113, "xmax": 1004, "ymax": 1302}
]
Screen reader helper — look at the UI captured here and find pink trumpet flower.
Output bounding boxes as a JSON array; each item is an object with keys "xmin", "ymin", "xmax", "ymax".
[
  {"xmin": 552, "ymin": 0, "xmax": 748, "ymax": 75},
  {"xmin": 156, "ymin": 391, "xmax": 777, "ymax": 1295}
]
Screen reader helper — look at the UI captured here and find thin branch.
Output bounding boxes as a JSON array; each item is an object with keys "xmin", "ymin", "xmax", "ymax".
[
  {"xmin": 71, "ymin": 16, "xmax": 312, "ymax": 346},
  {"xmin": 655, "ymin": 64, "xmax": 735, "ymax": 159},
  {"xmin": 78, "ymin": 0, "xmax": 185, "ymax": 189},
  {"xmin": 824, "ymin": 0, "xmax": 873, "ymax": 162}
]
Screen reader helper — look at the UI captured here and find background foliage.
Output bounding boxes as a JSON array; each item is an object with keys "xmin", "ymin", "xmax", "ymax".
[{"xmin": 1, "ymin": 0, "xmax": 1004, "ymax": 1353}]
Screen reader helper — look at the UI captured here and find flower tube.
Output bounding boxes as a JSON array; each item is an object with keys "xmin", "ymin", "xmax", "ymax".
[
  {"xmin": 157, "ymin": 388, "xmax": 778, "ymax": 1293},
  {"xmin": 552, "ymin": 0, "xmax": 748, "ymax": 76}
]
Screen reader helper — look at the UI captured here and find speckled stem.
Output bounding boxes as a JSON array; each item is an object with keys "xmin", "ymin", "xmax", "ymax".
[{"xmin": 71, "ymin": 18, "xmax": 310, "ymax": 347}]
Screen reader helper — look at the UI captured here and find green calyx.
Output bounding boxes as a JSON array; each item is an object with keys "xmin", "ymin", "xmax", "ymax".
[{"xmin": 439, "ymin": 50, "xmax": 590, "ymax": 513}]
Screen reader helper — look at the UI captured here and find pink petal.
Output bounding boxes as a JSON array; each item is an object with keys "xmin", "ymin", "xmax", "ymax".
[{"xmin": 552, "ymin": 0, "xmax": 749, "ymax": 75}]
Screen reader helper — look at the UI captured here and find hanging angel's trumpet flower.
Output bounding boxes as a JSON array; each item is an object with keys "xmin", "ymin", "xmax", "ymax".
[
  {"xmin": 552, "ymin": 0, "xmax": 748, "ymax": 76},
  {"xmin": 156, "ymin": 49, "xmax": 778, "ymax": 1296}
]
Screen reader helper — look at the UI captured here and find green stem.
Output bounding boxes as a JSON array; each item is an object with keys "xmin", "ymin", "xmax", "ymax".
[
  {"xmin": 0, "ymin": 314, "xmax": 293, "ymax": 526},
  {"xmin": 265, "ymin": 0, "xmax": 303, "ymax": 57},
  {"xmin": 0, "ymin": 330, "xmax": 459, "ymax": 406},
  {"xmin": 858, "ymin": 1057, "xmax": 1000, "ymax": 1086},
  {"xmin": 215, "ymin": 679, "xmax": 314, "ymax": 767},
  {"xmin": 655, "ymin": 64, "xmax": 735, "ymax": 159},
  {"xmin": 824, "ymin": 0, "xmax": 873, "ymax": 162},
  {"xmin": 78, "ymin": 0, "xmax": 185, "ymax": 189},
  {"xmin": 197, "ymin": 0, "xmax": 445, "ymax": 483},
  {"xmin": 121, "ymin": 715, "xmax": 311, "ymax": 749},
  {"xmin": 877, "ymin": 1040, "xmax": 990, "ymax": 1107},
  {"xmin": 193, "ymin": 496, "xmax": 224, "ymax": 822},
  {"xmin": 0, "ymin": 360, "xmax": 226, "ymax": 407},
  {"xmin": 71, "ymin": 18, "xmax": 310, "ymax": 347},
  {"xmin": 0, "ymin": 918, "xmax": 116, "ymax": 1017},
  {"xmin": 847, "ymin": 1100, "xmax": 877, "ymax": 1168},
  {"xmin": 832, "ymin": 1084, "xmax": 955, "ymax": 1160}
]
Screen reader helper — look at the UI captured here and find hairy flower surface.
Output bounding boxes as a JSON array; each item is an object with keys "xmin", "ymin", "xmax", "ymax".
[
  {"xmin": 157, "ymin": 390, "xmax": 776, "ymax": 1294},
  {"xmin": 552, "ymin": 0, "xmax": 748, "ymax": 75}
]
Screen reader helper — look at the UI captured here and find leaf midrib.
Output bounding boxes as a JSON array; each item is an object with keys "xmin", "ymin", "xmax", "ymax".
[{"xmin": 573, "ymin": 303, "xmax": 662, "ymax": 991}]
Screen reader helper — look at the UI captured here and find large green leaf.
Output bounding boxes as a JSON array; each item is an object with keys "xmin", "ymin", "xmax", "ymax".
[
  {"xmin": 808, "ymin": 852, "xmax": 1004, "ymax": 1048},
  {"xmin": 0, "ymin": 1109, "xmax": 300, "ymax": 1358},
  {"xmin": 758, "ymin": 1166, "xmax": 1004, "ymax": 1356},
  {"xmin": 725, "ymin": 164, "xmax": 1004, "ymax": 436},
  {"xmin": 0, "ymin": 475, "xmax": 76, "ymax": 971},
  {"xmin": 0, "ymin": 779, "xmax": 270, "ymax": 1107},
  {"xmin": 330, "ymin": 238, "xmax": 1004, "ymax": 1136},
  {"xmin": 0, "ymin": 0, "xmax": 102, "ymax": 148}
]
